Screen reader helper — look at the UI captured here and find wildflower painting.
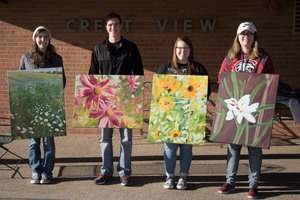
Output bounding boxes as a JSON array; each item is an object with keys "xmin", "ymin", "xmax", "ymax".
[
  {"xmin": 8, "ymin": 68, "xmax": 66, "ymax": 140},
  {"xmin": 210, "ymin": 72, "xmax": 279, "ymax": 149},
  {"xmin": 72, "ymin": 75, "xmax": 144, "ymax": 129},
  {"xmin": 148, "ymin": 74, "xmax": 208, "ymax": 145}
]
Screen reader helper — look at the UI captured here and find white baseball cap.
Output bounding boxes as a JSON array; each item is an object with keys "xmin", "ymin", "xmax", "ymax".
[
  {"xmin": 237, "ymin": 22, "xmax": 257, "ymax": 34},
  {"xmin": 32, "ymin": 26, "xmax": 52, "ymax": 41}
]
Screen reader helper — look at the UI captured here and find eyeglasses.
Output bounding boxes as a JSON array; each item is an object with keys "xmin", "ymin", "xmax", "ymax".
[
  {"xmin": 239, "ymin": 32, "xmax": 254, "ymax": 37},
  {"xmin": 176, "ymin": 47, "xmax": 190, "ymax": 50}
]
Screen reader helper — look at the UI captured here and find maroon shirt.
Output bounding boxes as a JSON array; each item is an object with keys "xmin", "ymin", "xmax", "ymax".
[{"xmin": 217, "ymin": 52, "xmax": 275, "ymax": 83}]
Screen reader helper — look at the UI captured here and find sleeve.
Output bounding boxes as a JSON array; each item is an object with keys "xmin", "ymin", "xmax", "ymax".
[
  {"xmin": 263, "ymin": 54, "xmax": 276, "ymax": 74},
  {"xmin": 132, "ymin": 45, "xmax": 144, "ymax": 75},
  {"xmin": 217, "ymin": 58, "xmax": 227, "ymax": 84},
  {"xmin": 195, "ymin": 62, "xmax": 211, "ymax": 99},
  {"xmin": 19, "ymin": 54, "xmax": 26, "ymax": 70},
  {"xmin": 60, "ymin": 57, "xmax": 66, "ymax": 88},
  {"xmin": 156, "ymin": 63, "xmax": 168, "ymax": 74},
  {"xmin": 88, "ymin": 48, "xmax": 100, "ymax": 75},
  {"xmin": 201, "ymin": 66, "xmax": 211, "ymax": 99}
]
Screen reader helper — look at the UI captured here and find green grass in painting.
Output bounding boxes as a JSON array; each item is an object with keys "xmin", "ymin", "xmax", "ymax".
[{"xmin": 8, "ymin": 71, "xmax": 66, "ymax": 139}]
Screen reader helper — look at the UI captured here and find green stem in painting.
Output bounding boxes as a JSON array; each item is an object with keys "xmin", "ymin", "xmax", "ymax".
[
  {"xmin": 231, "ymin": 72, "xmax": 239, "ymax": 100},
  {"xmin": 251, "ymin": 120, "xmax": 273, "ymax": 146},
  {"xmin": 233, "ymin": 121, "xmax": 246, "ymax": 144},
  {"xmin": 245, "ymin": 122, "xmax": 249, "ymax": 145},
  {"xmin": 210, "ymin": 108, "xmax": 226, "ymax": 140},
  {"xmin": 250, "ymin": 78, "xmax": 269, "ymax": 103},
  {"xmin": 239, "ymin": 80, "xmax": 246, "ymax": 99},
  {"xmin": 223, "ymin": 77, "xmax": 233, "ymax": 98}
]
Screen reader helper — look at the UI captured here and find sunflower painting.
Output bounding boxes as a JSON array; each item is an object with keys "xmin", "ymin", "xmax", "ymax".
[
  {"xmin": 210, "ymin": 72, "xmax": 279, "ymax": 149},
  {"xmin": 72, "ymin": 75, "xmax": 144, "ymax": 129},
  {"xmin": 148, "ymin": 74, "xmax": 208, "ymax": 145},
  {"xmin": 8, "ymin": 68, "xmax": 66, "ymax": 140}
]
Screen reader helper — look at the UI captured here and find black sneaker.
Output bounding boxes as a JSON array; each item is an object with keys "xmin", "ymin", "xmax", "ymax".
[
  {"xmin": 120, "ymin": 176, "xmax": 133, "ymax": 186},
  {"xmin": 94, "ymin": 174, "xmax": 109, "ymax": 185}
]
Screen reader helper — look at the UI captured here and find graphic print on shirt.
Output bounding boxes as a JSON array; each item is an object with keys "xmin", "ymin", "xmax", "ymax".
[{"xmin": 232, "ymin": 59, "xmax": 258, "ymax": 73}]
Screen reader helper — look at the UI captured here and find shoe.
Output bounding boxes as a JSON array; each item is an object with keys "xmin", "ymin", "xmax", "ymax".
[
  {"xmin": 40, "ymin": 177, "xmax": 51, "ymax": 184},
  {"xmin": 120, "ymin": 176, "xmax": 133, "ymax": 186},
  {"xmin": 30, "ymin": 173, "xmax": 40, "ymax": 184},
  {"xmin": 94, "ymin": 174, "xmax": 109, "ymax": 185},
  {"xmin": 218, "ymin": 183, "xmax": 235, "ymax": 194},
  {"xmin": 176, "ymin": 177, "xmax": 187, "ymax": 190},
  {"xmin": 30, "ymin": 178, "xmax": 40, "ymax": 184},
  {"xmin": 164, "ymin": 176, "xmax": 174, "ymax": 189},
  {"xmin": 247, "ymin": 187, "xmax": 258, "ymax": 199}
]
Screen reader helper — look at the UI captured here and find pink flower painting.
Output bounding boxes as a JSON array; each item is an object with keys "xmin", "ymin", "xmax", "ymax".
[{"xmin": 73, "ymin": 74, "xmax": 144, "ymax": 129}]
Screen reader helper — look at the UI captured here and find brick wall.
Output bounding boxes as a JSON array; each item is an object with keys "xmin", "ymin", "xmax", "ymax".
[{"xmin": 1, "ymin": 0, "xmax": 299, "ymax": 137}]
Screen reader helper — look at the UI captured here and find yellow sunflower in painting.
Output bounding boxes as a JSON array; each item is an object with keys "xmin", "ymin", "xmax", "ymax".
[
  {"xmin": 170, "ymin": 129, "xmax": 181, "ymax": 140},
  {"xmin": 161, "ymin": 76, "xmax": 181, "ymax": 95},
  {"xmin": 155, "ymin": 75, "xmax": 182, "ymax": 97},
  {"xmin": 198, "ymin": 121, "xmax": 205, "ymax": 129},
  {"xmin": 182, "ymin": 78, "xmax": 200, "ymax": 99},
  {"xmin": 158, "ymin": 97, "xmax": 175, "ymax": 110},
  {"xmin": 153, "ymin": 130, "xmax": 159, "ymax": 139}
]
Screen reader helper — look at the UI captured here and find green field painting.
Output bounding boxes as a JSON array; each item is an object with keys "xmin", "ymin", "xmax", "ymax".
[{"xmin": 8, "ymin": 68, "xmax": 66, "ymax": 139}]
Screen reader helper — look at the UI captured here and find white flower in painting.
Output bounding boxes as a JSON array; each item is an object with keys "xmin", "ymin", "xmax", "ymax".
[
  {"xmin": 224, "ymin": 98, "xmax": 239, "ymax": 121},
  {"xmin": 225, "ymin": 94, "xmax": 259, "ymax": 124}
]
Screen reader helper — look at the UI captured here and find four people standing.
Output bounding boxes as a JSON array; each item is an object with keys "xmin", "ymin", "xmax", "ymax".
[{"xmin": 16, "ymin": 15, "xmax": 277, "ymax": 200}]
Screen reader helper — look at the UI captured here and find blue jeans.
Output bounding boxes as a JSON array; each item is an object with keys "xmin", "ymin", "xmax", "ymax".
[
  {"xmin": 164, "ymin": 143, "xmax": 193, "ymax": 177},
  {"xmin": 100, "ymin": 128, "xmax": 132, "ymax": 177},
  {"xmin": 226, "ymin": 143, "xmax": 262, "ymax": 187},
  {"xmin": 28, "ymin": 137, "xmax": 55, "ymax": 179}
]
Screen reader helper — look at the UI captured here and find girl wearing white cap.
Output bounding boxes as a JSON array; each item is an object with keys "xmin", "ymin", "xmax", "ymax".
[
  {"xmin": 20, "ymin": 26, "xmax": 65, "ymax": 184},
  {"xmin": 217, "ymin": 22, "xmax": 275, "ymax": 199}
]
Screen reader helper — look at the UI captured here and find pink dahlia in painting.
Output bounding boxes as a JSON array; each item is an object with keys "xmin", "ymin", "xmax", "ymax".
[
  {"xmin": 77, "ymin": 75, "xmax": 119, "ymax": 110},
  {"xmin": 126, "ymin": 75, "xmax": 140, "ymax": 93},
  {"xmin": 134, "ymin": 97, "xmax": 142, "ymax": 115},
  {"xmin": 89, "ymin": 101, "xmax": 123, "ymax": 128}
]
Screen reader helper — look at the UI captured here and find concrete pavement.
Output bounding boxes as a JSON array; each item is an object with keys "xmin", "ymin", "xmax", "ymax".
[{"xmin": 0, "ymin": 133, "xmax": 299, "ymax": 200}]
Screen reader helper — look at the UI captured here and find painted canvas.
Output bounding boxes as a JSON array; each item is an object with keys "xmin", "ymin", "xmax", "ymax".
[
  {"xmin": 148, "ymin": 74, "xmax": 208, "ymax": 145},
  {"xmin": 210, "ymin": 72, "xmax": 279, "ymax": 149},
  {"xmin": 73, "ymin": 75, "xmax": 144, "ymax": 129},
  {"xmin": 8, "ymin": 68, "xmax": 66, "ymax": 140}
]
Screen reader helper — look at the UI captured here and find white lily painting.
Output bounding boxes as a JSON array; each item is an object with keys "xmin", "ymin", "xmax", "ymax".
[{"xmin": 210, "ymin": 72, "xmax": 279, "ymax": 149}]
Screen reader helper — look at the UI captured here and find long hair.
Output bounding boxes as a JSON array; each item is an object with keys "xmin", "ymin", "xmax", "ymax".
[
  {"xmin": 170, "ymin": 36, "xmax": 198, "ymax": 75},
  {"xmin": 227, "ymin": 33, "xmax": 260, "ymax": 60},
  {"xmin": 31, "ymin": 28, "xmax": 56, "ymax": 66}
]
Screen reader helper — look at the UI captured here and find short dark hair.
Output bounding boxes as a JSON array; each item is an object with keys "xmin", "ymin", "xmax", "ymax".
[{"xmin": 104, "ymin": 12, "xmax": 122, "ymax": 25}]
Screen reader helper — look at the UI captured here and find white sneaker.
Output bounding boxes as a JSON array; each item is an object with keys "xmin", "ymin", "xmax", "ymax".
[
  {"xmin": 30, "ymin": 173, "xmax": 40, "ymax": 184},
  {"xmin": 164, "ymin": 177, "xmax": 174, "ymax": 189},
  {"xmin": 40, "ymin": 177, "xmax": 51, "ymax": 184},
  {"xmin": 30, "ymin": 178, "xmax": 40, "ymax": 184},
  {"xmin": 176, "ymin": 178, "xmax": 187, "ymax": 190}
]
